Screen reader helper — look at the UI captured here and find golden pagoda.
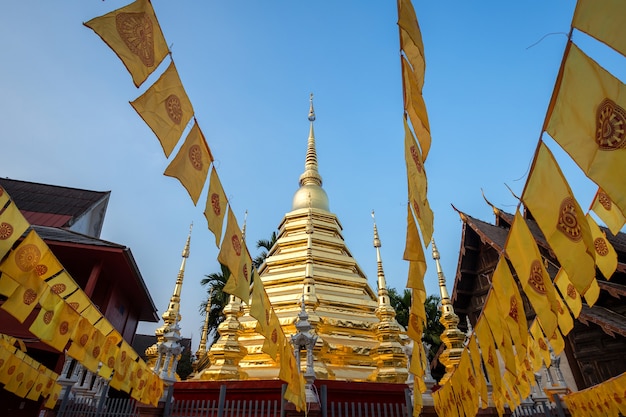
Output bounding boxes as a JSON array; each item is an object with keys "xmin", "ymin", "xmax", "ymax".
[{"xmin": 200, "ymin": 95, "xmax": 409, "ymax": 382}]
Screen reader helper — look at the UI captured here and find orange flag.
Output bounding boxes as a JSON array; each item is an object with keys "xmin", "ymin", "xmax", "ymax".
[
  {"xmin": 572, "ymin": 0, "xmax": 626, "ymax": 58},
  {"xmin": 130, "ymin": 61, "xmax": 194, "ymax": 157},
  {"xmin": 164, "ymin": 121, "xmax": 213, "ymax": 205},
  {"xmin": 521, "ymin": 141, "xmax": 596, "ymax": 298},
  {"xmin": 504, "ymin": 210, "xmax": 559, "ymax": 339},
  {"xmin": 590, "ymin": 188, "xmax": 625, "ymax": 235},
  {"xmin": 0, "ymin": 200, "xmax": 30, "ymax": 260},
  {"xmin": 204, "ymin": 166, "xmax": 228, "ymax": 248},
  {"xmin": 586, "ymin": 213, "xmax": 618, "ymax": 280},
  {"xmin": 545, "ymin": 42, "xmax": 626, "ymax": 218},
  {"xmin": 84, "ymin": 0, "xmax": 169, "ymax": 87}
]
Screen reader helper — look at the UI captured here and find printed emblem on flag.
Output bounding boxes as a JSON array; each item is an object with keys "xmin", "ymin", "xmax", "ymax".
[
  {"xmin": 107, "ymin": 356, "xmax": 115, "ymax": 368},
  {"xmin": 508, "ymin": 296, "xmax": 519, "ymax": 321},
  {"xmin": 69, "ymin": 302, "xmax": 80, "ymax": 311},
  {"xmin": 594, "ymin": 237, "xmax": 609, "ymax": 256},
  {"xmin": 538, "ymin": 338, "xmax": 548, "ymax": 351},
  {"xmin": 0, "ymin": 223, "xmax": 14, "ymax": 240},
  {"xmin": 7, "ymin": 365, "xmax": 16, "ymax": 376},
  {"xmin": 487, "ymin": 346, "xmax": 495, "ymax": 367},
  {"xmin": 265, "ymin": 310, "xmax": 270, "ymax": 326},
  {"xmin": 16, "ymin": 372, "xmax": 24, "ymax": 382},
  {"xmin": 121, "ymin": 351, "xmax": 127, "ymax": 362},
  {"xmin": 596, "ymin": 99, "xmax": 626, "ymax": 150},
  {"xmin": 567, "ymin": 284, "xmax": 577, "ymax": 299},
  {"xmin": 116, "ymin": 12, "xmax": 155, "ymax": 67},
  {"xmin": 46, "ymin": 379, "xmax": 53, "ymax": 389},
  {"xmin": 409, "ymin": 145, "xmax": 423, "ymax": 173},
  {"xmin": 557, "ymin": 197, "xmax": 582, "ymax": 242},
  {"xmin": 35, "ymin": 382, "xmax": 42, "ymax": 391},
  {"xmin": 165, "ymin": 95, "xmax": 182, "ymax": 123},
  {"xmin": 23, "ymin": 289, "xmax": 37, "ymax": 305},
  {"xmin": 210, "ymin": 193, "xmax": 221, "ymax": 215},
  {"xmin": 79, "ymin": 334, "xmax": 89, "ymax": 346},
  {"xmin": 410, "ymin": 315, "xmax": 420, "ymax": 332},
  {"xmin": 189, "ymin": 145, "xmax": 203, "ymax": 170},
  {"xmin": 271, "ymin": 329, "xmax": 278, "ymax": 344},
  {"xmin": 51, "ymin": 284, "xmax": 66, "ymax": 295},
  {"xmin": 60, "ymin": 321, "xmax": 69, "ymax": 335},
  {"xmin": 598, "ymin": 191, "xmax": 612, "ymax": 210},
  {"xmin": 242, "ymin": 263, "xmax": 249, "ymax": 282},
  {"xmin": 231, "ymin": 235, "xmax": 241, "ymax": 256},
  {"xmin": 411, "ymin": 198, "xmax": 421, "ymax": 218},
  {"xmin": 92, "ymin": 346, "xmax": 101, "ymax": 358},
  {"xmin": 16, "ymin": 244, "xmax": 41, "ymax": 272},
  {"xmin": 43, "ymin": 311, "xmax": 54, "ymax": 324},
  {"xmin": 528, "ymin": 260, "xmax": 547, "ymax": 294},
  {"xmin": 35, "ymin": 264, "xmax": 48, "ymax": 276}
]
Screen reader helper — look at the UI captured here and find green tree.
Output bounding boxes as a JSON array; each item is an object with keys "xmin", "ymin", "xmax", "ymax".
[
  {"xmin": 388, "ymin": 287, "xmax": 411, "ymax": 328},
  {"xmin": 253, "ymin": 231, "xmax": 277, "ymax": 269}
]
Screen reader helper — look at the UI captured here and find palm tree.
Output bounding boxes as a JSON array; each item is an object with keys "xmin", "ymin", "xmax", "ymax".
[
  {"xmin": 388, "ymin": 287, "xmax": 411, "ymax": 329},
  {"xmin": 253, "ymin": 231, "xmax": 277, "ymax": 270},
  {"xmin": 199, "ymin": 263, "xmax": 230, "ymax": 348}
]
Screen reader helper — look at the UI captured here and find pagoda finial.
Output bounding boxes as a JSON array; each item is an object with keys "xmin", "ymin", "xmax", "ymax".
[
  {"xmin": 372, "ymin": 211, "xmax": 391, "ymax": 309},
  {"xmin": 431, "ymin": 237, "xmax": 466, "ymax": 384},
  {"xmin": 299, "ymin": 93, "xmax": 322, "ymax": 188}
]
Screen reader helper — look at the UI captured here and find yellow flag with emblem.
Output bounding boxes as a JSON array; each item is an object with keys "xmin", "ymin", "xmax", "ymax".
[
  {"xmin": 590, "ymin": 188, "xmax": 625, "ymax": 236},
  {"xmin": 0, "ymin": 200, "xmax": 30, "ymax": 260},
  {"xmin": 586, "ymin": 213, "xmax": 617, "ymax": 280},
  {"xmin": 204, "ymin": 166, "xmax": 228, "ymax": 248},
  {"xmin": 164, "ymin": 121, "xmax": 213, "ymax": 205},
  {"xmin": 130, "ymin": 61, "xmax": 194, "ymax": 157},
  {"xmin": 84, "ymin": 0, "xmax": 169, "ymax": 87}
]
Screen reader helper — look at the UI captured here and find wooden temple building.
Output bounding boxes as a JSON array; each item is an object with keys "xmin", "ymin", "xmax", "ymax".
[
  {"xmin": 0, "ymin": 178, "xmax": 159, "ymax": 417},
  {"xmin": 451, "ymin": 206, "xmax": 626, "ymax": 391}
]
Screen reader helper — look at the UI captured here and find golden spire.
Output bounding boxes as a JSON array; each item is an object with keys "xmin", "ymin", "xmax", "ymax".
[
  {"xmin": 293, "ymin": 94, "xmax": 329, "ymax": 211},
  {"xmin": 372, "ymin": 211, "xmax": 394, "ymax": 316},
  {"xmin": 432, "ymin": 238, "xmax": 466, "ymax": 385},
  {"xmin": 161, "ymin": 223, "xmax": 192, "ymax": 327},
  {"xmin": 370, "ymin": 211, "xmax": 408, "ymax": 383}
]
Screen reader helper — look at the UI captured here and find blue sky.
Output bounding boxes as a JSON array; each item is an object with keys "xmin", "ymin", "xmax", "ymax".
[{"xmin": 3, "ymin": 1, "xmax": 619, "ymax": 347}]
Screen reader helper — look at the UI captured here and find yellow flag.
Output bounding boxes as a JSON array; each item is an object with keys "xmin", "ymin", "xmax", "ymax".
[
  {"xmin": 43, "ymin": 382, "xmax": 62, "ymax": 409},
  {"xmin": 0, "ymin": 184, "xmax": 9, "ymax": 208},
  {"xmin": 590, "ymin": 188, "xmax": 625, "ymax": 235},
  {"xmin": 0, "ymin": 273, "xmax": 19, "ymax": 297},
  {"xmin": 115, "ymin": 340, "xmax": 137, "ymax": 381},
  {"xmin": 84, "ymin": 0, "xmax": 169, "ymax": 87},
  {"xmin": 130, "ymin": 61, "xmax": 194, "ymax": 157},
  {"xmin": 475, "ymin": 317, "xmax": 503, "ymax": 403},
  {"xmin": 1, "ymin": 272, "xmax": 47, "ymax": 323},
  {"xmin": 554, "ymin": 268, "xmax": 582, "ymax": 318},
  {"xmin": 402, "ymin": 62, "xmax": 431, "ymax": 160},
  {"xmin": 408, "ymin": 184, "xmax": 434, "ymax": 246},
  {"xmin": 0, "ymin": 348, "xmax": 22, "ymax": 385},
  {"xmin": 164, "ymin": 121, "xmax": 213, "ymax": 205},
  {"xmin": 555, "ymin": 294, "xmax": 574, "ymax": 336},
  {"xmin": 491, "ymin": 257, "xmax": 528, "ymax": 354},
  {"xmin": 505, "ymin": 210, "xmax": 559, "ymax": 339},
  {"xmin": 64, "ymin": 288, "xmax": 93, "ymax": 315},
  {"xmin": 250, "ymin": 274, "xmax": 272, "ymax": 333},
  {"xmin": 467, "ymin": 334, "xmax": 489, "ymax": 409},
  {"xmin": 397, "ymin": 0, "xmax": 425, "ymax": 90},
  {"xmin": 66, "ymin": 316, "xmax": 95, "ymax": 362},
  {"xmin": 404, "ymin": 117, "xmax": 427, "ymax": 200},
  {"xmin": 82, "ymin": 327, "xmax": 105, "ymax": 373},
  {"xmin": 547, "ymin": 325, "xmax": 565, "ymax": 356},
  {"xmin": 5, "ymin": 357, "xmax": 32, "ymax": 395},
  {"xmin": 456, "ymin": 349, "xmax": 479, "ymax": 417},
  {"xmin": 403, "ymin": 202, "xmax": 427, "ymax": 288},
  {"xmin": 522, "ymin": 141, "xmax": 596, "ymax": 297},
  {"xmin": 204, "ymin": 166, "xmax": 228, "ymax": 247},
  {"xmin": 572, "ymin": 0, "xmax": 626, "ymax": 58},
  {"xmin": 25, "ymin": 367, "xmax": 47, "ymax": 401},
  {"xmin": 224, "ymin": 242, "xmax": 252, "ymax": 304},
  {"xmin": 29, "ymin": 291, "xmax": 80, "ymax": 352},
  {"xmin": 545, "ymin": 42, "xmax": 626, "ymax": 217},
  {"xmin": 483, "ymin": 293, "xmax": 516, "ymax": 376},
  {"xmin": 45, "ymin": 271, "xmax": 78, "ymax": 299},
  {"xmin": 0, "ymin": 229, "xmax": 63, "ymax": 286},
  {"xmin": 218, "ymin": 207, "xmax": 248, "ymax": 299},
  {"xmin": 261, "ymin": 311, "xmax": 283, "ymax": 361},
  {"xmin": 529, "ymin": 319, "xmax": 551, "ymax": 367},
  {"xmin": 0, "ymin": 201, "xmax": 30, "ymax": 260},
  {"xmin": 586, "ymin": 213, "xmax": 618, "ymax": 280},
  {"xmin": 607, "ymin": 376, "xmax": 626, "ymax": 416},
  {"xmin": 14, "ymin": 361, "xmax": 38, "ymax": 398}
]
